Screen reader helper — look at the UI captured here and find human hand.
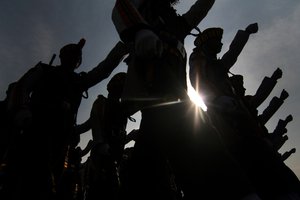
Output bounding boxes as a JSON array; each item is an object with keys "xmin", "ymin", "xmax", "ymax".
[
  {"xmin": 127, "ymin": 129, "xmax": 139, "ymax": 141},
  {"xmin": 281, "ymin": 128, "xmax": 288, "ymax": 135},
  {"xmin": 245, "ymin": 23, "xmax": 258, "ymax": 34},
  {"xmin": 271, "ymin": 68, "xmax": 282, "ymax": 80},
  {"xmin": 290, "ymin": 148, "xmax": 296, "ymax": 154},
  {"xmin": 114, "ymin": 41, "xmax": 129, "ymax": 56},
  {"xmin": 280, "ymin": 89, "xmax": 289, "ymax": 100},
  {"xmin": 285, "ymin": 114, "xmax": 293, "ymax": 123},
  {"xmin": 135, "ymin": 29, "xmax": 163, "ymax": 59}
]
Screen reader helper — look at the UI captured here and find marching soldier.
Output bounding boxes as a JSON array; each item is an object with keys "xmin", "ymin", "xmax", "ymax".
[
  {"xmin": 190, "ymin": 24, "xmax": 300, "ymax": 199},
  {"xmin": 6, "ymin": 39, "xmax": 128, "ymax": 200},
  {"xmin": 78, "ymin": 72, "xmax": 129, "ymax": 200}
]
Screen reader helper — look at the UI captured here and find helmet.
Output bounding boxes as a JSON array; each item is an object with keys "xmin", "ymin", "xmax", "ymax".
[
  {"xmin": 59, "ymin": 38, "xmax": 85, "ymax": 69},
  {"xmin": 194, "ymin": 28, "xmax": 223, "ymax": 47}
]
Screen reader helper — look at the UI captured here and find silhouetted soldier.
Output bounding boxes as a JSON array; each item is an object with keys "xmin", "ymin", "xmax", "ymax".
[
  {"xmin": 229, "ymin": 73, "xmax": 287, "ymax": 137},
  {"xmin": 189, "ymin": 24, "xmax": 260, "ymax": 157},
  {"xmin": 189, "ymin": 23, "xmax": 258, "ymax": 106},
  {"xmin": 281, "ymin": 148, "xmax": 296, "ymax": 162},
  {"xmin": 230, "ymin": 68, "xmax": 283, "ymax": 122},
  {"xmin": 112, "ymin": 0, "xmax": 217, "ymax": 199},
  {"xmin": 189, "ymin": 24, "xmax": 261, "ymax": 152},
  {"xmin": 112, "ymin": 1, "xmax": 265, "ymax": 199},
  {"xmin": 229, "ymin": 75, "xmax": 292, "ymax": 152},
  {"xmin": 6, "ymin": 39, "xmax": 128, "ymax": 200},
  {"xmin": 76, "ymin": 72, "xmax": 129, "ymax": 200},
  {"xmin": 189, "ymin": 24, "xmax": 267, "ymax": 199},
  {"xmin": 228, "ymin": 74, "xmax": 300, "ymax": 199},
  {"xmin": 112, "ymin": 0, "xmax": 224, "ymax": 199},
  {"xmin": 190, "ymin": 24, "xmax": 300, "ymax": 199}
]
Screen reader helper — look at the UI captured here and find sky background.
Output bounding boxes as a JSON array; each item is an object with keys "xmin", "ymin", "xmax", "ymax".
[{"xmin": 1, "ymin": 0, "xmax": 300, "ymax": 178}]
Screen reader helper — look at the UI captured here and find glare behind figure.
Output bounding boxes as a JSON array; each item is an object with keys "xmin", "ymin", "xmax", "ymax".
[
  {"xmin": 112, "ymin": 0, "xmax": 265, "ymax": 199},
  {"xmin": 190, "ymin": 32, "xmax": 300, "ymax": 199}
]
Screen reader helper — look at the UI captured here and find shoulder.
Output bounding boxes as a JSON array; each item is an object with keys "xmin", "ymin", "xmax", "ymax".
[
  {"xmin": 91, "ymin": 95, "xmax": 107, "ymax": 112},
  {"xmin": 93, "ymin": 95, "xmax": 107, "ymax": 106},
  {"xmin": 97, "ymin": 95, "xmax": 106, "ymax": 101},
  {"xmin": 18, "ymin": 62, "xmax": 54, "ymax": 82},
  {"xmin": 30, "ymin": 62, "xmax": 58, "ymax": 77},
  {"xmin": 34, "ymin": 62, "xmax": 54, "ymax": 71}
]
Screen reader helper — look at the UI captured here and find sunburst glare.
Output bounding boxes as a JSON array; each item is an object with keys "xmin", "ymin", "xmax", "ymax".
[{"xmin": 187, "ymin": 80, "xmax": 207, "ymax": 112}]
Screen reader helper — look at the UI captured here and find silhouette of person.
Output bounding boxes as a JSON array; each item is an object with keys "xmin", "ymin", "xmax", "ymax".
[
  {"xmin": 190, "ymin": 23, "xmax": 300, "ymax": 199},
  {"xmin": 229, "ymin": 72, "xmax": 285, "ymax": 137},
  {"xmin": 229, "ymin": 74, "xmax": 293, "ymax": 152},
  {"xmin": 228, "ymin": 73, "xmax": 300, "ymax": 199},
  {"xmin": 78, "ymin": 72, "xmax": 129, "ymax": 200},
  {"xmin": 189, "ymin": 24, "xmax": 260, "ymax": 158},
  {"xmin": 230, "ymin": 68, "xmax": 283, "ymax": 119},
  {"xmin": 6, "ymin": 39, "xmax": 128, "ymax": 200},
  {"xmin": 189, "ymin": 23, "xmax": 258, "ymax": 106},
  {"xmin": 112, "ymin": 0, "xmax": 226, "ymax": 199},
  {"xmin": 220, "ymin": 72, "xmax": 300, "ymax": 200},
  {"xmin": 112, "ymin": 1, "xmax": 265, "ymax": 200},
  {"xmin": 188, "ymin": 24, "xmax": 269, "ymax": 200}
]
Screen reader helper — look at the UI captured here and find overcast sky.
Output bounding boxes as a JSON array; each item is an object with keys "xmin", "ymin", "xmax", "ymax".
[{"xmin": 1, "ymin": 0, "xmax": 300, "ymax": 178}]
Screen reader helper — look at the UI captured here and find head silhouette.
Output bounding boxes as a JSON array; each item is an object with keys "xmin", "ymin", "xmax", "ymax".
[
  {"xmin": 229, "ymin": 75, "xmax": 246, "ymax": 97},
  {"xmin": 59, "ymin": 38, "xmax": 85, "ymax": 70},
  {"xmin": 194, "ymin": 27, "xmax": 223, "ymax": 55},
  {"xmin": 107, "ymin": 72, "xmax": 127, "ymax": 98}
]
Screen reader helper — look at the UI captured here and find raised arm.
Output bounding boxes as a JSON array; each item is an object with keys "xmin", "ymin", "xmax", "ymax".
[
  {"xmin": 249, "ymin": 68, "xmax": 282, "ymax": 108},
  {"xmin": 75, "ymin": 118, "xmax": 91, "ymax": 135},
  {"xmin": 259, "ymin": 89, "xmax": 289, "ymax": 125},
  {"xmin": 222, "ymin": 23, "xmax": 258, "ymax": 71},
  {"xmin": 84, "ymin": 41, "xmax": 128, "ymax": 89},
  {"xmin": 182, "ymin": 0, "xmax": 215, "ymax": 29}
]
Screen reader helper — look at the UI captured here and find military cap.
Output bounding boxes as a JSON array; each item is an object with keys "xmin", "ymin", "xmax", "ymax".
[{"xmin": 194, "ymin": 27, "xmax": 223, "ymax": 47}]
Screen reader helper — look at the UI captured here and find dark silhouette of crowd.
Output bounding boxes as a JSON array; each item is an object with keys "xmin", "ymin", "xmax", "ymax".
[{"xmin": 0, "ymin": 0, "xmax": 299, "ymax": 199}]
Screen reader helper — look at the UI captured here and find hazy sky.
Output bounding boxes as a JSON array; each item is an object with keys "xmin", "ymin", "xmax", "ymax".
[{"xmin": 1, "ymin": 0, "xmax": 300, "ymax": 178}]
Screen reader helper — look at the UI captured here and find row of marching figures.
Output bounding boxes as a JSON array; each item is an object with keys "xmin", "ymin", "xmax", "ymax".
[{"xmin": 0, "ymin": 0, "xmax": 300, "ymax": 200}]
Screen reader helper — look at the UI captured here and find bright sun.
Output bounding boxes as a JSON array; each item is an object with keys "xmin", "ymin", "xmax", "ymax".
[{"xmin": 187, "ymin": 82, "xmax": 207, "ymax": 112}]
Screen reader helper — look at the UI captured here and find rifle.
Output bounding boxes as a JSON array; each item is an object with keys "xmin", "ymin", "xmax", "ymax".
[{"xmin": 49, "ymin": 54, "xmax": 56, "ymax": 66}]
